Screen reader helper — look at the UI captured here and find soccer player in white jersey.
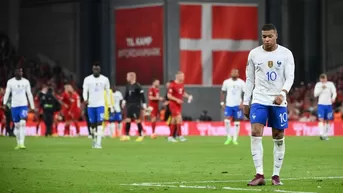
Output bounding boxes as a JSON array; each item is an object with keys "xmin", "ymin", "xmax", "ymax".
[
  {"xmin": 3, "ymin": 67, "xmax": 35, "ymax": 149},
  {"xmin": 109, "ymin": 86, "xmax": 123, "ymax": 137},
  {"xmin": 243, "ymin": 24, "xmax": 295, "ymax": 186},
  {"xmin": 314, "ymin": 73, "xmax": 337, "ymax": 140},
  {"xmin": 221, "ymin": 69, "xmax": 245, "ymax": 145},
  {"xmin": 82, "ymin": 62, "xmax": 113, "ymax": 149}
]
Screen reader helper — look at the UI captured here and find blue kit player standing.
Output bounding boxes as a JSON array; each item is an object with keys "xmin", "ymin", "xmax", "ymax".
[
  {"xmin": 82, "ymin": 62, "xmax": 113, "ymax": 149},
  {"xmin": 243, "ymin": 24, "xmax": 295, "ymax": 186},
  {"xmin": 221, "ymin": 69, "xmax": 245, "ymax": 145},
  {"xmin": 314, "ymin": 73, "xmax": 337, "ymax": 140},
  {"xmin": 3, "ymin": 67, "xmax": 35, "ymax": 149}
]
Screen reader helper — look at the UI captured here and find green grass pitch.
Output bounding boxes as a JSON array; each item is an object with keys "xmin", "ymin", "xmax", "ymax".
[{"xmin": 0, "ymin": 136, "xmax": 343, "ymax": 193}]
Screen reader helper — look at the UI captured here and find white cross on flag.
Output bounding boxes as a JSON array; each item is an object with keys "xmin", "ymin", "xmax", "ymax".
[{"xmin": 180, "ymin": 3, "xmax": 259, "ymax": 85}]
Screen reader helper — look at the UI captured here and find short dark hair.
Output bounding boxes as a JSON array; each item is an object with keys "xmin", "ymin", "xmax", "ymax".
[
  {"xmin": 262, "ymin": 24, "xmax": 277, "ymax": 31},
  {"xmin": 320, "ymin": 73, "xmax": 327, "ymax": 79},
  {"xmin": 92, "ymin": 61, "xmax": 100, "ymax": 66}
]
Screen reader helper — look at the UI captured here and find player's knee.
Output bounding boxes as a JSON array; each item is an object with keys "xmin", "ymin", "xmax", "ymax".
[
  {"xmin": 272, "ymin": 129, "xmax": 284, "ymax": 139},
  {"xmin": 135, "ymin": 119, "xmax": 141, "ymax": 123},
  {"xmin": 251, "ymin": 123, "xmax": 263, "ymax": 137},
  {"xmin": 19, "ymin": 119, "xmax": 26, "ymax": 127},
  {"xmin": 125, "ymin": 118, "xmax": 131, "ymax": 123}
]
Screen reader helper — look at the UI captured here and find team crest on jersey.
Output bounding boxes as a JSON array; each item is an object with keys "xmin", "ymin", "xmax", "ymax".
[
  {"xmin": 277, "ymin": 61, "xmax": 282, "ymax": 67},
  {"xmin": 268, "ymin": 61, "xmax": 273, "ymax": 68}
]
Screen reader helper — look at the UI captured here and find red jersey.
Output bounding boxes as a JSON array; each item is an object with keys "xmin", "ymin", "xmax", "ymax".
[
  {"xmin": 61, "ymin": 92, "xmax": 81, "ymax": 112},
  {"xmin": 148, "ymin": 87, "xmax": 160, "ymax": 107},
  {"xmin": 168, "ymin": 81, "xmax": 184, "ymax": 101}
]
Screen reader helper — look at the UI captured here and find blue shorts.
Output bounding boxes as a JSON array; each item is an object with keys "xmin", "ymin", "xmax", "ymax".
[
  {"xmin": 224, "ymin": 106, "xmax": 243, "ymax": 120},
  {"xmin": 109, "ymin": 112, "xmax": 122, "ymax": 122},
  {"xmin": 87, "ymin": 106, "xmax": 105, "ymax": 124},
  {"xmin": 317, "ymin": 104, "xmax": 333, "ymax": 120},
  {"xmin": 250, "ymin": 103, "xmax": 288, "ymax": 129},
  {"xmin": 11, "ymin": 106, "xmax": 28, "ymax": 123}
]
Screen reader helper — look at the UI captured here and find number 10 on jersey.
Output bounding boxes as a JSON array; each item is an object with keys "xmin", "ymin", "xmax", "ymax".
[{"xmin": 266, "ymin": 71, "xmax": 277, "ymax": 81}]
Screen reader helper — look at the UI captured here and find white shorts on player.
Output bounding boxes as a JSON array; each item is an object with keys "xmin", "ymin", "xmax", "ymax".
[
  {"xmin": 314, "ymin": 73, "xmax": 337, "ymax": 140},
  {"xmin": 221, "ymin": 70, "xmax": 245, "ymax": 145}
]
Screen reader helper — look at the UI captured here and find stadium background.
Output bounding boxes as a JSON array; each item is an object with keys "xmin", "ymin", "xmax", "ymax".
[{"xmin": 0, "ymin": 0, "xmax": 342, "ymax": 134}]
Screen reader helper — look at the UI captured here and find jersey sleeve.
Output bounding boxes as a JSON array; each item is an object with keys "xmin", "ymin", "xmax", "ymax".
[
  {"xmin": 330, "ymin": 82, "xmax": 337, "ymax": 101},
  {"xmin": 25, "ymin": 80, "xmax": 35, "ymax": 109},
  {"xmin": 221, "ymin": 80, "xmax": 227, "ymax": 91},
  {"xmin": 3, "ymin": 80, "xmax": 11, "ymax": 105},
  {"xmin": 82, "ymin": 78, "xmax": 88, "ymax": 101},
  {"xmin": 105, "ymin": 77, "xmax": 112, "ymax": 107},
  {"xmin": 314, "ymin": 82, "xmax": 322, "ymax": 97},
  {"xmin": 282, "ymin": 50, "xmax": 295, "ymax": 93},
  {"xmin": 243, "ymin": 51, "xmax": 255, "ymax": 105}
]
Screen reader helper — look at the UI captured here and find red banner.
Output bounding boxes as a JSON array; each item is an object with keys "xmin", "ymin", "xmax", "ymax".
[
  {"xmin": 25, "ymin": 121, "xmax": 343, "ymax": 136},
  {"xmin": 115, "ymin": 5, "xmax": 164, "ymax": 85},
  {"xmin": 180, "ymin": 3, "xmax": 258, "ymax": 85}
]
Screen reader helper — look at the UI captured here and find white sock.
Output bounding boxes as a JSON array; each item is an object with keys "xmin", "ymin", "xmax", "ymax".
[
  {"xmin": 14, "ymin": 123, "xmax": 20, "ymax": 145},
  {"xmin": 325, "ymin": 122, "xmax": 330, "ymax": 137},
  {"xmin": 96, "ymin": 125, "xmax": 103, "ymax": 146},
  {"xmin": 318, "ymin": 122, "xmax": 324, "ymax": 136},
  {"xmin": 224, "ymin": 119, "xmax": 231, "ymax": 139},
  {"xmin": 19, "ymin": 120, "xmax": 26, "ymax": 146},
  {"xmin": 117, "ymin": 122, "xmax": 122, "ymax": 136},
  {"xmin": 233, "ymin": 121, "xmax": 240, "ymax": 142},
  {"xmin": 251, "ymin": 136, "xmax": 264, "ymax": 175},
  {"xmin": 273, "ymin": 138, "xmax": 285, "ymax": 176},
  {"xmin": 109, "ymin": 123, "xmax": 115, "ymax": 136}
]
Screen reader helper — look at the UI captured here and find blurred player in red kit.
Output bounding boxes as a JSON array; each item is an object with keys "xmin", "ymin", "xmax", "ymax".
[
  {"xmin": 148, "ymin": 79, "xmax": 163, "ymax": 139},
  {"xmin": 61, "ymin": 84, "xmax": 81, "ymax": 136},
  {"xmin": 0, "ymin": 88, "xmax": 6, "ymax": 135},
  {"xmin": 167, "ymin": 71, "xmax": 193, "ymax": 142}
]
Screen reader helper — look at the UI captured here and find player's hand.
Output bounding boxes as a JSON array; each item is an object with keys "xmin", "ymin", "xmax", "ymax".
[
  {"xmin": 159, "ymin": 97, "xmax": 164, "ymax": 101},
  {"xmin": 63, "ymin": 104, "xmax": 68, "ymax": 108},
  {"xmin": 220, "ymin": 102, "xmax": 225, "ymax": 110},
  {"xmin": 176, "ymin": 99, "xmax": 183, "ymax": 104},
  {"xmin": 83, "ymin": 100, "xmax": 88, "ymax": 105},
  {"xmin": 1, "ymin": 105, "xmax": 6, "ymax": 110},
  {"xmin": 322, "ymin": 84, "xmax": 327, "ymax": 89},
  {"xmin": 273, "ymin": 95, "xmax": 284, "ymax": 105},
  {"xmin": 109, "ymin": 107, "xmax": 115, "ymax": 113},
  {"xmin": 332, "ymin": 99, "xmax": 336, "ymax": 103},
  {"xmin": 243, "ymin": 105, "xmax": 250, "ymax": 119},
  {"xmin": 187, "ymin": 95, "xmax": 193, "ymax": 103}
]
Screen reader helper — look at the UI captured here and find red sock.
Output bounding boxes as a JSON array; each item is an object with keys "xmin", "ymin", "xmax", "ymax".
[
  {"xmin": 64, "ymin": 124, "xmax": 70, "ymax": 136},
  {"xmin": 152, "ymin": 122, "xmax": 156, "ymax": 134},
  {"xmin": 169, "ymin": 124, "xmax": 175, "ymax": 137},
  {"xmin": 74, "ymin": 122, "xmax": 80, "ymax": 134},
  {"xmin": 177, "ymin": 124, "xmax": 182, "ymax": 136}
]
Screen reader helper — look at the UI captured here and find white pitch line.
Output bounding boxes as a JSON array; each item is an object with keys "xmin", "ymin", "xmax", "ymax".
[
  {"xmin": 121, "ymin": 183, "xmax": 317, "ymax": 193},
  {"xmin": 124, "ymin": 176, "xmax": 343, "ymax": 185}
]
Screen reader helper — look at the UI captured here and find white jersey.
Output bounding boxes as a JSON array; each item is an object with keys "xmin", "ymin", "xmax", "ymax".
[
  {"xmin": 221, "ymin": 78, "xmax": 245, "ymax": 107},
  {"xmin": 82, "ymin": 74, "xmax": 110, "ymax": 108},
  {"xmin": 113, "ymin": 90, "xmax": 123, "ymax": 112},
  {"xmin": 314, "ymin": 81, "xmax": 337, "ymax": 105},
  {"xmin": 3, "ymin": 77, "xmax": 35, "ymax": 108},
  {"xmin": 243, "ymin": 45, "xmax": 295, "ymax": 107}
]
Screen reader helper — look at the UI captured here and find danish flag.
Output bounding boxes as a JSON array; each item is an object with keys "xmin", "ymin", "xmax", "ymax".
[{"xmin": 180, "ymin": 3, "xmax": 259, "ymax": 85}]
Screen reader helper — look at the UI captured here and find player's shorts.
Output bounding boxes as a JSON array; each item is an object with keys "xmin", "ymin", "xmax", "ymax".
[
  {"xmin": 317, "ymin": 104, "xmax": 333, "ymax": 120},
  {"xmin": 11, "ymin": 106, "xmax": 28, "ymax": 123},
  {"xmin": 87, "ymin": 106, "xmax": 105, "ymax": 124},
  {"xmin": 109, "ymin": 112, "xmax": 122, "ymax": 122},
  {"xmin": 224, "ymin": 106, "xmax": 243, "ymax": 120},
  {"xmin": 149, "ymin": 105, "xmax": 159, "ymax": 117},
  {"xmin": 250, "ymin": 103, "xmax": 288, "ymax": 130},
  {"xmin": 126, "ymin": 104, "xmax": 141, "ymax": 119},
  {"xmin": 169, "ymin": 102, "xmax": 182, "ymax": 117}
]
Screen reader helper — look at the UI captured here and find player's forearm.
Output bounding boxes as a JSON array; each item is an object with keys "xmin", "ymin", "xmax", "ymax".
[
  {"xmin": 167, "ymin": 93, "xmax": 179, "ymax": 102},
  {"xmin": 149, "ymin": 96, "xmax": 160, "ymax": 101},
  {"xmin": 3, "ymin": 90, "xmax": 9, "ymax": 105},
  {"xmin": 243, "ymin": 60, "xmax": 255, "ymax": 105},
  {"xmin": 282, "ymin": 59, "xmax": 295, "ymax": 93},
  {"xmin": 221, "ymin": 91, "xmax": 226, "ymax": 102},
  {"xmin": 82, "ymin": 90, "xmax": 88, "ymax": 102},
  {"xmin": 183, "ymin": 92, "xmax": 190, "ymax": 99},
  {"xmin": 27, "ymin": 94, "xmax": 35, "ymax": 109}
]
